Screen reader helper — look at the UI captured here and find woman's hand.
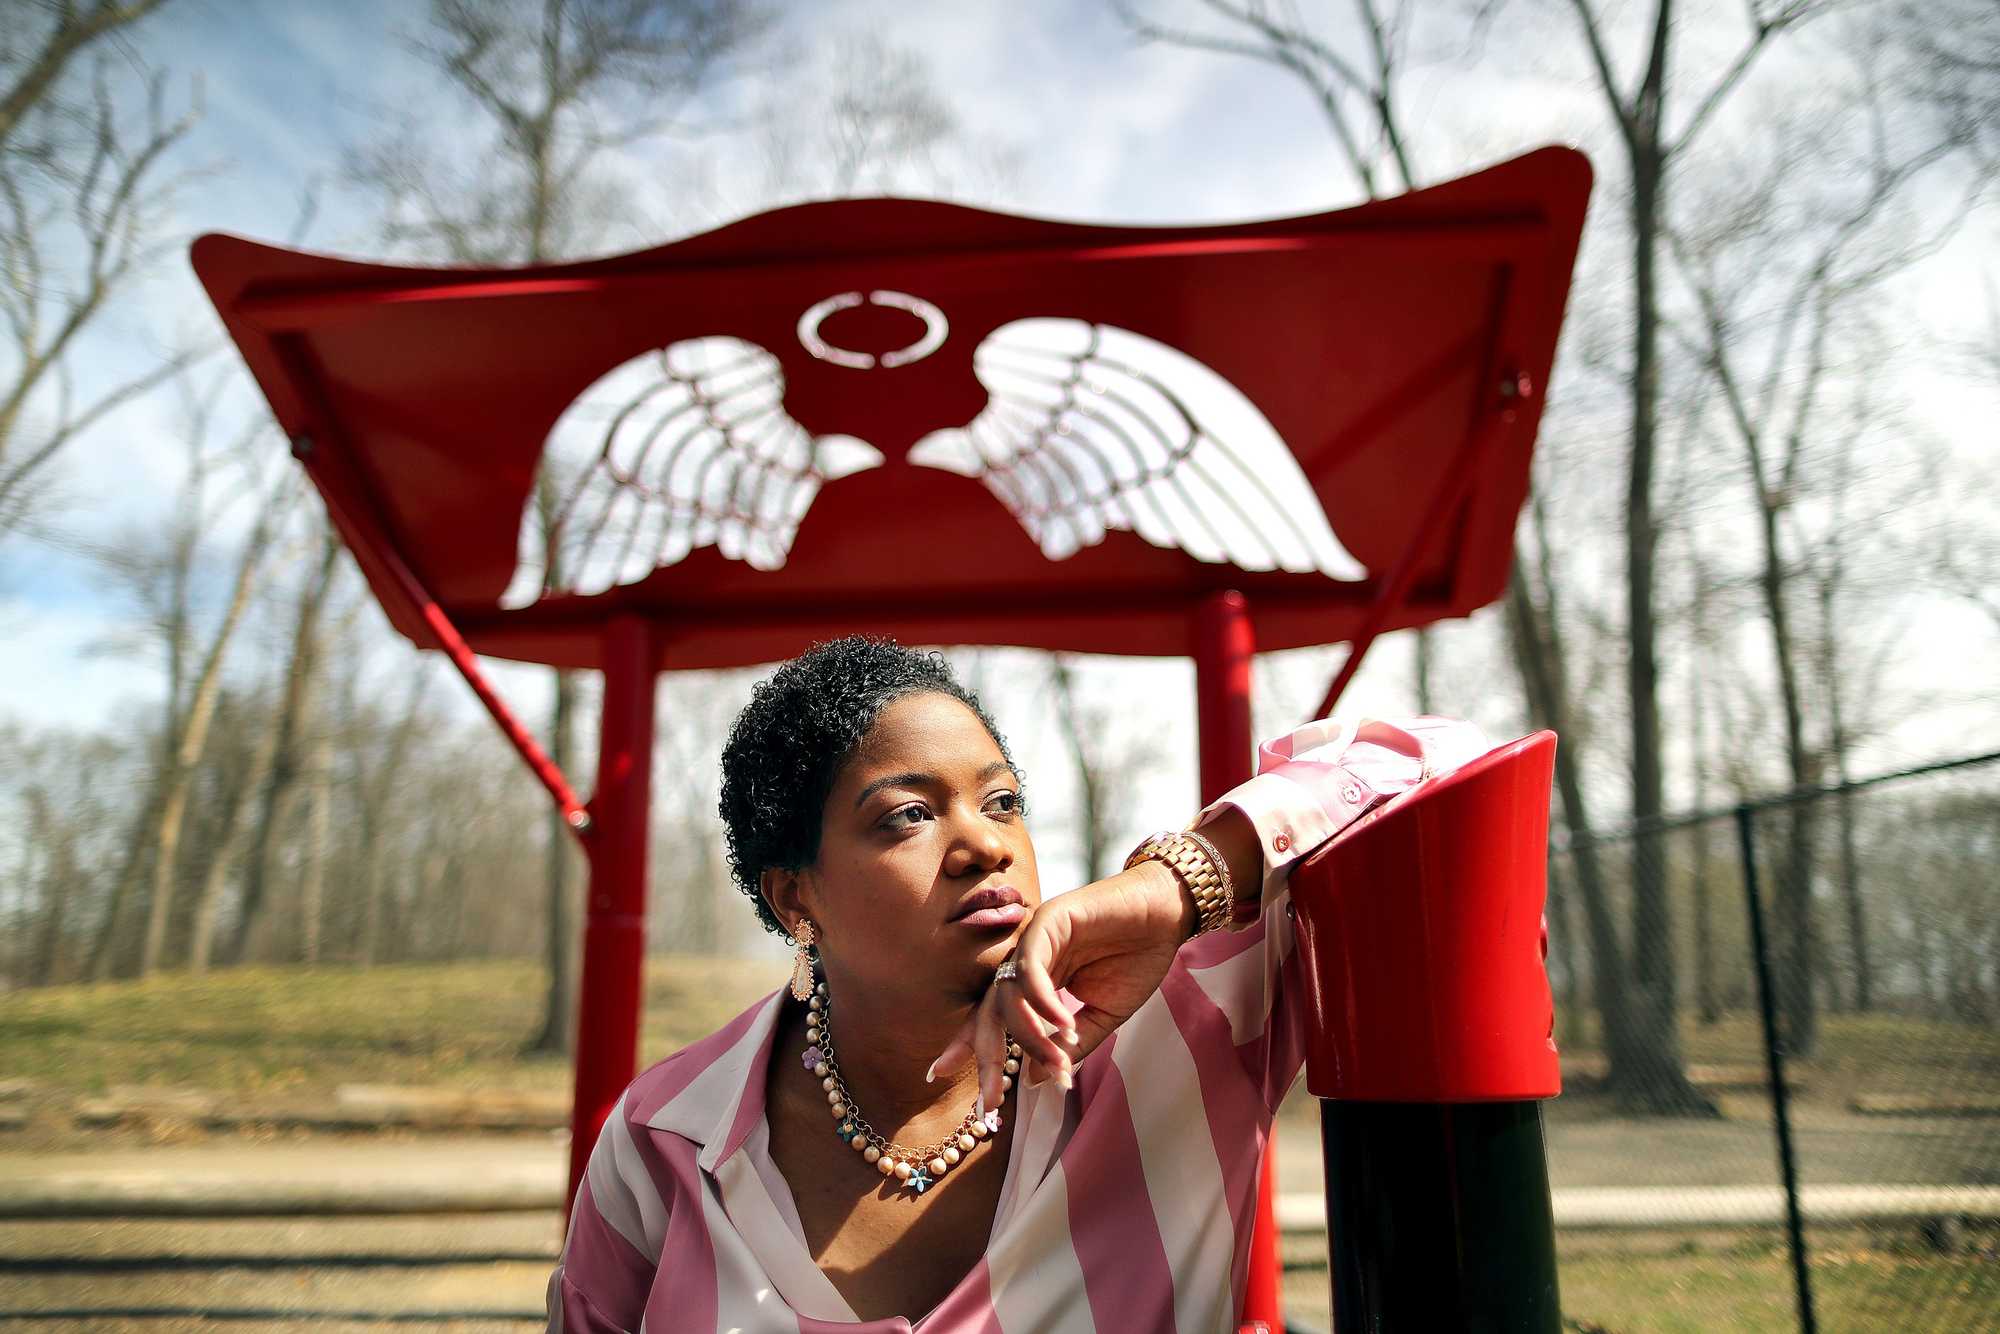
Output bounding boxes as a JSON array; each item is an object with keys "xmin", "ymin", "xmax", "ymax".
[{"xmin": 931, "ymin": 857, "xmax": 1195, "ymax": 1113}]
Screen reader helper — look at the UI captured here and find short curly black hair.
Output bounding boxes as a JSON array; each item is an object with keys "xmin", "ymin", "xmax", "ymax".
[{"xmin": 719, "ymin": 636, "xmax": 1020, "ymax": 936}]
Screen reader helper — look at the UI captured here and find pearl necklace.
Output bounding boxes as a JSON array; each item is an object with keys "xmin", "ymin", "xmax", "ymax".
[{"xmin": 801, "ymin": 976, "xmax": 1023, "ymax": 1196}]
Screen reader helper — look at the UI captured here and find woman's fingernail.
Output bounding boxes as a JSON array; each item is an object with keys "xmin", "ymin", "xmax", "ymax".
[
  {"xmin": 973, "ymin": 1093, "xmax": 985, "ymax": 1116},
  {"xmin": 925, "ymin": 1057, "xmax": 939, "ymax": 1084},
  {"xmin": 1062, "ymin": 1026, "xmax": 1079, "ymax": 1045},
  {"xmin": 1055, "ymin": 1061, "xmax": 1073, "ymax": 1090}
]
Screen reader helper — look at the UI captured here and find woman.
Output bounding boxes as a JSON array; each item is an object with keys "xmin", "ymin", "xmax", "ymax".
[{"xmin": 548, "ymin": 637, "xmax": 1489, "ymax": 1332}]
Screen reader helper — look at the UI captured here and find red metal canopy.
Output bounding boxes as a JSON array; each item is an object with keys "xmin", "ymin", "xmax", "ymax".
[
  {"xmin": 192, "ymin": 147, "xmax": 1590, "ymax": 674},
  {"xmin": 194, "ymin": 148, "xmax": 1590, "ymax": 1330}
]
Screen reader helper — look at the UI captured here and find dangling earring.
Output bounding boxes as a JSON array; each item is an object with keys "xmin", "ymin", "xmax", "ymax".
[{"xmin": 789, "ymin": 919, "xmax": 818, "ymax": 1002}]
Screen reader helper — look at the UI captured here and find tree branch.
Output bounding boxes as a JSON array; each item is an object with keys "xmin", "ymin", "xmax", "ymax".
[
  {"xmin": 0, "ymin": 0, "xmax": 170, "ymax": 156},
  {"xmin": 1669, "ymin": 0, "xmax": 1838, "ymax": 159},
  {"xmin": 1562, "ymin": 0, "xmax": 1638, "ymax": 147}
]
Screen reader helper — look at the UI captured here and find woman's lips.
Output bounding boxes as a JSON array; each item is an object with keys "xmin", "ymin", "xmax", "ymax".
[
  {"xmin": 951, "ymin": 886, "xmax": 1024, "ymax": 929},
  {"xmin": 955, "ymin": 902, "xmax": 1027, "ymax": 929}
]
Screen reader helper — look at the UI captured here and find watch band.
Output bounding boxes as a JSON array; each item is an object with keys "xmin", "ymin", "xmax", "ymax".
[
  {"xmin": 1180, "ymin": 827, "xmax": 1246, "ymax": 924},
  {"xmin": 1124, "ymin": 830, "xmax": 1235, "ymax": 936}
]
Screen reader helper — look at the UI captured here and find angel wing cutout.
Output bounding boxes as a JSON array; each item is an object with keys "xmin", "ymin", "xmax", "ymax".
[
  {"xmin": 506, "ymin": 319, "xmax": 1363, "ymax": 606},
  {"xmin": 906, "ymin": 319, "xmax": 1364, "ymax": 579},
  {"xmin": 501, "ymin": 336, "xmax": 883, "ymax": 607}
]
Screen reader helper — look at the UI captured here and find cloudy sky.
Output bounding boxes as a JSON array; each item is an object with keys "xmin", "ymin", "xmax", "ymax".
[{"xmin": 3, "ymin": 0, "xmax": 1993, "ymax": 877}]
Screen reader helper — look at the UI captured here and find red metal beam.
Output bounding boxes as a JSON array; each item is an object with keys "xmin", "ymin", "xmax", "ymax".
[{"xmin": 232, "ymin": 217, "xmax": 1551, "ymax": 331}]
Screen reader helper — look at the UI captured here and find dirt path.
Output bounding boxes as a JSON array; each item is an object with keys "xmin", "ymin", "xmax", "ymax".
[{"xmin": 1271, "ymin": 1096, "xmax": 1998, "ymax": 1194}]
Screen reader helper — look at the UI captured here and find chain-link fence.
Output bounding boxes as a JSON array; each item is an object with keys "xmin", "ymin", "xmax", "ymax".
[{"xmin": 1543, "ymin": 750, "xmax": 2000, "ymax": 1332}]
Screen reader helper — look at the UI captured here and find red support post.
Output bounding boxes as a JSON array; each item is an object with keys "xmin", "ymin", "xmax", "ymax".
[
  {"xmin": 1194, "ymin": 591, "xmax": 1283, "ymax": 1332},
  {"xmin": 565, "ymin": 615, "xmax": 658, "ymax": 1218}
]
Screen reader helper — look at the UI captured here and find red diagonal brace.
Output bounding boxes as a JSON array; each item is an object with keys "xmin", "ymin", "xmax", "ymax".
[
  {"xmin": 270, "ymin": 335, "xmax": 592, "ymax": 841},
  {"xmin": 1314, "ymin": 376, "xmax": 1528, "ymax": 717},
  {"xmin": 289, "ymin": 434, "xmax": 591, "ymax": 838}
]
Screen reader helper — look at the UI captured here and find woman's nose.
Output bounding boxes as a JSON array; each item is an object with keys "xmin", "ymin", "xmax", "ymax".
[{"xmin": 949, "ymin": 810, "xmax": 1011, "ymax": 874}]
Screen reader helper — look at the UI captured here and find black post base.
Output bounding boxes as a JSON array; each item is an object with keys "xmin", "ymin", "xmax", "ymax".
[{"xmin": 1320, "ymin": 1099, "xmax": 1561, "ymax": 1333}]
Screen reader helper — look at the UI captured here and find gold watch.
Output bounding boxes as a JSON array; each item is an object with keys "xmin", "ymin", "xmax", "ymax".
[{"xmin": 1124, "ymin": 830, "xmax": 1235, "ymax": 936}]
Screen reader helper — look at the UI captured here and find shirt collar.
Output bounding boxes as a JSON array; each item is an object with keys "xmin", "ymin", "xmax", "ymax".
[{"xmin": 643, "ymin": 985, "xmax": 787, "ymax": 1175}]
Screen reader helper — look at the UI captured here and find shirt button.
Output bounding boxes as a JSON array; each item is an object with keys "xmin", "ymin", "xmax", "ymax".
[
  {"xmin": 1273, "ymin": 832, "xmax": 1291, "ymax": 853},
  {"xmin": 1339, "ymin": 782, "xmax": 1362, "ymax": 804}
]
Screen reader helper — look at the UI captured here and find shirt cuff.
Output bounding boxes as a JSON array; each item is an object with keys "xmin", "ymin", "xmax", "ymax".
[{"xmin": 1192, "ymin": 765, "xmax": 1386, "ymax": 905}]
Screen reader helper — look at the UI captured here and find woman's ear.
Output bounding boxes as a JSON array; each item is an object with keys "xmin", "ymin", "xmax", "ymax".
[{"xmin": 760, "ymin": 866, "xmax": 809, "ymax": 939}]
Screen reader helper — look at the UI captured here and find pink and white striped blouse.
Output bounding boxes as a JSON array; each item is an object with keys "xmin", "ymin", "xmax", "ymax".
[{"xmin": 547, "ymin": 715, "xmax": 1493, "ymax": 1333}]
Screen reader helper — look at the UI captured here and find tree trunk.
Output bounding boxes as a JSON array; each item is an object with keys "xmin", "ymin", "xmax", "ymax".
[
  {"xmin": 140, "ymin": 523, "xmax": 272, "ymax": 977},
  {"xmin": 86, "ymin": 783, "xmax": 158, "ymax": 980},
  {"xmin": 1834, "ymin": 784, "xmax": 1866, "ymax": 1009},
  {"xmin": 298, "ymin": 729, "xmax": 331, "ymax": 965},
  {"xmin": 1545, "ymin": 845, "xmax": 1586, "ymax": 1048},
  {"xmin": 26, "ymin": 789, "xmax": 71, "ymax": 987},
  {"xmin": 1412, "ymin": 627, "xmax": 1435, "ymax": 714},
  {"xmin": 1049, "ymin": 655, "xmax": 1112, "ymax": 882},
  {"xmin": 353, "ymin": 673, "xmax": 428, "ymax": 966},
  {"xmin": 189, "ymin": 706, "xmax": 282, "ymax": 975},
  {"xmin": 1507, "ymin": 522, "xmax": 1711, "ymax": 1114},
  {"xmin": 1819, "ymin": 580, "xmax": 1871, "ymax": 1012},
  {"xmin": 1688, "ymin": 580, "xmax": 1719, "ymax": 1026},
  {"xmin": 1750, "ymin": 478, "xmax": 1820, "ymax": 1053},
  {"xmin": 229, "ymin": 533, "xmax": 338, "ymax": 964},
  {"xmin": 526, "ymin": 669, "xmax": 580, "ymax": 1054},
  {"xmin": 1624, "ymin": 131, "xmax": 1698, "ymax": 1103},
  {"xmin": 355, "ymin": 809, "xmax": 386, "ymax": 966},
  {"xmin": 1691, "ymin": 814, "xmax": 1718, "ymax": 1026},
  {"xmin": 1506, "ymin": 568, "xmax": 1634, "ymax": 1089}
]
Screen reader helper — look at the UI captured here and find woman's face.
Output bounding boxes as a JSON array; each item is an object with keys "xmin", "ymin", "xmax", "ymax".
[{"xmin": 791, "ymin": 690, "xmax": 1040, "ymax": 1002}]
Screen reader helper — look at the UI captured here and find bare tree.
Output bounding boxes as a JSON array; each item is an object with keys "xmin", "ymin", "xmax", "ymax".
[
  {"xmin": 70, "ymin": 365, "xmax": 292, "ymax": 978},
  {"xmin": 1116, "ymin": 0, "xmax": 1421, "ymax": 196},
  {"xmin": 185, "ymin": 685, "xmax": 280, "ymax": 974},
  {"xmin": 2, "ymin": 726, "xmax": 128, "ymax": 987},
  {"xmin": 1932, "ymin": 289, "xmax": 2000, "ymax": 631},
  {"xmin": 1046, "ymin": 656, "xmax": 1167, "ymax": 882},
  {"xmin": 1895, "ymin": 0, "xmax": 2000, "ymax": 177},
  {"xmin": 354, "ymin": 0, "xmax": 770, "ymax": 266},
  {"xmin": 119, "ymin": 392, "xmax": 296, "ymax": 976},
  {"xmin": 1666, "ymin": 63, "xmax": 1970, "ymax": 1049},
  {"xmin": 0, "ymin": 0, "xmax": 205, "ymax": 536},
  {"xmin": 228, "ymin": 528, "xmax": 338, "ymax": 964},
  {"xmin": 1503, "ymin": 490, "xmax": 1703, "ymax": 1108},
  {"xmin": 733, "ymin": 30, "xmax": 1019, "ymax": 209},
  {"xmin": 1530, "ymin": 0, "xmax": 1840, "ymax": 1103},
  {"xmin": 21, "ymin": 783, "xmax": 71, "ymax": 985},
  {"xmin": 350, "ymin": 673, "xmax": 433, "ymax": 967}
]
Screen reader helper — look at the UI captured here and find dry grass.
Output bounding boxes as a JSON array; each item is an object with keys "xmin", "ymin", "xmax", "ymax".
[{"xmin": 0, "ymin": 956, "xmax": 785, "ymax": 1103}]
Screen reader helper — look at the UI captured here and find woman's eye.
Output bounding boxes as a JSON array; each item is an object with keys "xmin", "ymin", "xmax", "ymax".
[
  {"xmin": 884, "ymin": 804, "xmax": 930, "ymax": 830},
  {"xmin": 986, "ymin": 791, "xmax": 1022, "ymax": 816}
]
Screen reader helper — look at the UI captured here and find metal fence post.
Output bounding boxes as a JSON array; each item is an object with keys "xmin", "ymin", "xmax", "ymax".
[{"xmin": 1734, "ymin": 802, "xmax": 1818, "ymax": 1334}]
